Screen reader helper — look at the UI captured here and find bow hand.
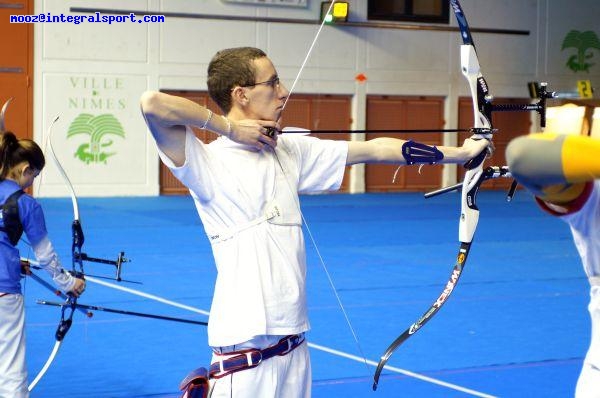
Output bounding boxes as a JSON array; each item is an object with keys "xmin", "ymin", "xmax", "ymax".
[
  {"xmin": 68, "ymin": 277, "xmax": 86, "ymax": 298},
  {"xmin": 462, "ymin": 136, "xmax": 492, "ymax": 161},
  {"xmin": 462, "ymin": 137, "xmax": 493, "ymax": 169}
]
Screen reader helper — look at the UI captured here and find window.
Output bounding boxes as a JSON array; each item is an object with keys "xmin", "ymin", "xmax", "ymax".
[{"xmin": 368, "ymin": 0, "xmax": 450, "ymax": 24}]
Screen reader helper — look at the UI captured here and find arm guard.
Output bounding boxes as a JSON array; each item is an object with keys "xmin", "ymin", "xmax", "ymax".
[{"xmin": 401, "ymin": 140, "xmax": 444, "ymax": 165}]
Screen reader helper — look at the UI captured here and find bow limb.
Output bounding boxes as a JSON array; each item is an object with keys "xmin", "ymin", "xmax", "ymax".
[
  {"xmin": 0, "ymin": 97, "xmax": 13, "ymax": 131},
  {"xmin": 46, "ymin": 116, "xmax": 82, "ymax": 226},
  {"xmin": 43, "ymin": 116, "xmax": 86, "ymax": 287},
  {"xmin": 27, "ymin": 341, "xmax": 62, "ymax": 391},
  {"xmin": 28, "ymin": 116, "xmax": 84, "ymax": 392},
  {"xmin": 28, "ymin": 293, "xmax": 78, "ymax": 392},
  {"xmin": 372, "ymin": 0, "xmax": 493, "ymax": 389}
]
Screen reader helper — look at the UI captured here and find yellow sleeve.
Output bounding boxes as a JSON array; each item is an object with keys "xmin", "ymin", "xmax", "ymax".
[{"xmin": 506, "ymin": 133, "xmax": 600, "ymax": 204}]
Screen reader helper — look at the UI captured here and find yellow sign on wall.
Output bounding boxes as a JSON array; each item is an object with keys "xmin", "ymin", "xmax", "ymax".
[{"xmin": 577, "ymin": 80, "xmax": 594, "ymax": 98}]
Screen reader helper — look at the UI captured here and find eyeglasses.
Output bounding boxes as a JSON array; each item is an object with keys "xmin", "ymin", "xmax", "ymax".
[{"xmin": 241, "ymin": 76, "xmax": 281, "ymax": 90}]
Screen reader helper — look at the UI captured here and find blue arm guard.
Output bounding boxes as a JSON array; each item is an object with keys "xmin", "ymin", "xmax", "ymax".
[{"xmin": 401, "ymin": 140, "xmax": 444, "ymax": 165}]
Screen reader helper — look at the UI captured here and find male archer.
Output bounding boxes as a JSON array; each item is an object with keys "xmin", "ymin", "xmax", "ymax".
[{"xmin": 140, "ymin": 46, "xmax": 489, "ymax": 398}]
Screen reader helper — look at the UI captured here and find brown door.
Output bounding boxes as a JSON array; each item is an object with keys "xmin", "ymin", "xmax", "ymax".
[
  {"xmin": 0, "ymin": 0, "xmax": 33, "ymax": 139},
  {"xmin": 457, "ymin": 97, "xmax": 532, "ymax": 190},
  {"xmin": 366, "ymin": 96, "xmax": 445, "ymax": 192}
]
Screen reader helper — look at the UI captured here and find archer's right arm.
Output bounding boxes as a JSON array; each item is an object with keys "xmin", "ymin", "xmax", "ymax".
[
  {"xmin": 140, "ymin": 91, "xmax": 279, "ymax": 164},
  {"xmin": 140, "ymin": 91, "xmax": 228, "ymax": 167}
]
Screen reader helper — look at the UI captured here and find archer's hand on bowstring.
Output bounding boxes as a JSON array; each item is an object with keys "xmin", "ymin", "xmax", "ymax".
[{"xmin": 226, "ymin": 119, "xmax": 280, "ymax": 152}]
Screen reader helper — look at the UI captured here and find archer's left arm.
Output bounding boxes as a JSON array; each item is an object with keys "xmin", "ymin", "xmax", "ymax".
[
  {"xmin": 23, "ymin": 201, "xmax": 86, "ymax": 297},
  {"xmin": 346, "ymin": 137, "xmax": 488, "ymax": 166}
]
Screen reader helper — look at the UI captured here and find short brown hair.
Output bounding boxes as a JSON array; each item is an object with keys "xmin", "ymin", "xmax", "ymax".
[{"xmin": 207, "ymin": 47, "xmax": 267, "ymax": 114}]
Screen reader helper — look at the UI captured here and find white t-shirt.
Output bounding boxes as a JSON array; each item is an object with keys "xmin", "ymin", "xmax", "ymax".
[
  {"xmin": 159, "ymin": 129, "xmax": 348, "ymax": 347},
  {"xmin": 538, "ymin": 181, "xmax": 600, "ymax": 278},
  {"xmin": 538, "ymin": 181, "xmax": 600, "ymax": 369}
]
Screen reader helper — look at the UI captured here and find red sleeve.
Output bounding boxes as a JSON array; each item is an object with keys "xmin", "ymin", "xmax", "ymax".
[{"xmin": 535, "ymin": 181, "xmax": 594, "ymax": 216}]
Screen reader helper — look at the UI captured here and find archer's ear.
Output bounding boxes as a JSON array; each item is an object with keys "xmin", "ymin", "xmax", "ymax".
[
  {"xmin": 230, "ymin": 86, "xmax": 249, "ymax": 107},
  {"xmin": 19, "ymin": 162, "xmax": 31, "ymax": 175}
]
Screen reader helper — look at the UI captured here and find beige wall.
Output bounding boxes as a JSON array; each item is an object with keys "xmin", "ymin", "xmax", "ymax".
[{"xmin": 32, "ymin": 0, "xmax": 600, "ymax": 196}]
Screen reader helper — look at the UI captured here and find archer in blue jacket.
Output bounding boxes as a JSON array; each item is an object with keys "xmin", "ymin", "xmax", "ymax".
[{"xmin": 0, "ymin": 130, "xmax": 85, "ymax": 398}]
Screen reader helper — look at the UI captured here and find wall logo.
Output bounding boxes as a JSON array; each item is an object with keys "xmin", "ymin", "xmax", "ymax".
[
  {"xmin": 561, "ymin": 30, "xmax": 600, "ymax": 73},
  {"xmin": 67, "ymin": 113, "xmax": 126, "ymax": 164}
]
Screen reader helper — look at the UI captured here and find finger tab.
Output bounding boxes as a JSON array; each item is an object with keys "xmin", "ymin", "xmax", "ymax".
[{"xmin": 265, "ymin": 127, "xmax": 278, "ymax": 138}]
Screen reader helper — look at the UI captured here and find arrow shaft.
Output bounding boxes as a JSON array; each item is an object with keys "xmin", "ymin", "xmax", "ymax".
[
  {"xmin": 26, "ymin": 270, "xmax": 91, "ymax": 317},
  {"xmin": 37, "ymin": 300, "xmax": 207, "ymax": 326},
  {"xmin": 287, "ymin": 128, "xmax": 468, "ymax": 134}
]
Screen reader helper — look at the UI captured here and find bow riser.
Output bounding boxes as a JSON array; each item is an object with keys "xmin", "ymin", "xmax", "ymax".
[
  {"xmin": 458, "ymin": 41, "xmax": 489, "ymax": 244},
  {"xmin": 460, "ymin": 45, "xmax": 492, "ymax": 133}
]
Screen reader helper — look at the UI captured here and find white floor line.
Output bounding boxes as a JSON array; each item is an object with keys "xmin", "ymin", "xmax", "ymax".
[
  {"xmin": 308, "ymin": 342, "xmax": 497, "ymax": 398},
  {"xmin": 87, "ymin": 276, "xmax": 496, "ymax": 398}
]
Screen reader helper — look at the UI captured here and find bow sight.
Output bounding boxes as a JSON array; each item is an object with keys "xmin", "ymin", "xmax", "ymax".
[{"xmin": 71, "ymin": 218, "xmax": 130, "ymax": 282}]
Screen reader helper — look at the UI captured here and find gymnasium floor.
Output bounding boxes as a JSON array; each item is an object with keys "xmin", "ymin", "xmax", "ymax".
[{"xmin": 21, "ymin": 190, "xmax": 588, "ymax": 397}]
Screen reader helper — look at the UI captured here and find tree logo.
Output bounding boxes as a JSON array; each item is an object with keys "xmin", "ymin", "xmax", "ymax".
[
  {"xmin": 561, "ymin": 30, "xmax": 600, "ymax": 73},
  {"xmin": 67, "ymin": 113, "xmax": 126, "ymax": 164}
]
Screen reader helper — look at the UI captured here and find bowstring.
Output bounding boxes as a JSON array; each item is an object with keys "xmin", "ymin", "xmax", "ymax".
[
  {"xmin": 272, "ymin": 153, "xmax": 370, "ymax": 375},
  {"xmin": 279, "ymin": 1, "xmax": 335, "ymax": 114},
  {"xmin": 273, "ymin": 0, "xmax": 371, "ymax": 374}
]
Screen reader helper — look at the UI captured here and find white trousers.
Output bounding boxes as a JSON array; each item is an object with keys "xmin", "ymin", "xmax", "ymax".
[
  {"xmin": 0, "ymin": 293, "xmax": 29, "ymax": 398},
  {"xmin": 210, "ymin": 335, "xmax": 311, "ymax": 398},
  {"xmin": 576, "ymin": 285, "xmax": 600, "ymax": 398}
]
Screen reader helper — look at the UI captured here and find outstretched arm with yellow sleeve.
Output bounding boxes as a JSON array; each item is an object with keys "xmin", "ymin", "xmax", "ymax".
[
  {"xmin": 505, "ymin": 133, "xmax": 600, "ymax": 212},
  {"xmin": 507, "ymin": 133, "xmax": 600, "ymax": 398}
]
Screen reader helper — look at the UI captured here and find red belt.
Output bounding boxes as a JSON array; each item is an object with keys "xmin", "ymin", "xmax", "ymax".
[{"xmin": 209, "ymin": 334, "xmax": 305, "ymax": 379}]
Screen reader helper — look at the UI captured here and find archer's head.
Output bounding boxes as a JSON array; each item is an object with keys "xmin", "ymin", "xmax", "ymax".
[
  {"xmin": 207, "ymin": 47, "xmax": 289, "ymax": 122},
  {"xmin": 0, "ymin": 132, "xmax": 45, "ymax": 188}
]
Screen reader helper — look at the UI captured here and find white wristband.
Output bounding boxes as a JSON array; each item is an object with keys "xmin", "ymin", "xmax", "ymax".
[{"xmin": 223, "ymin": 116, "xmax": 231, "ymax": 137}]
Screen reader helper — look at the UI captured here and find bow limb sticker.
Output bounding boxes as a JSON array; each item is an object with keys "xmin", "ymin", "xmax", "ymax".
[
  {"xmin": 562, "ymin": 30, "xmax": 600, "ymax": 73},
  {"xmin": 67, "ymin": 113, "xmax": 126, "ymax": 164}
]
